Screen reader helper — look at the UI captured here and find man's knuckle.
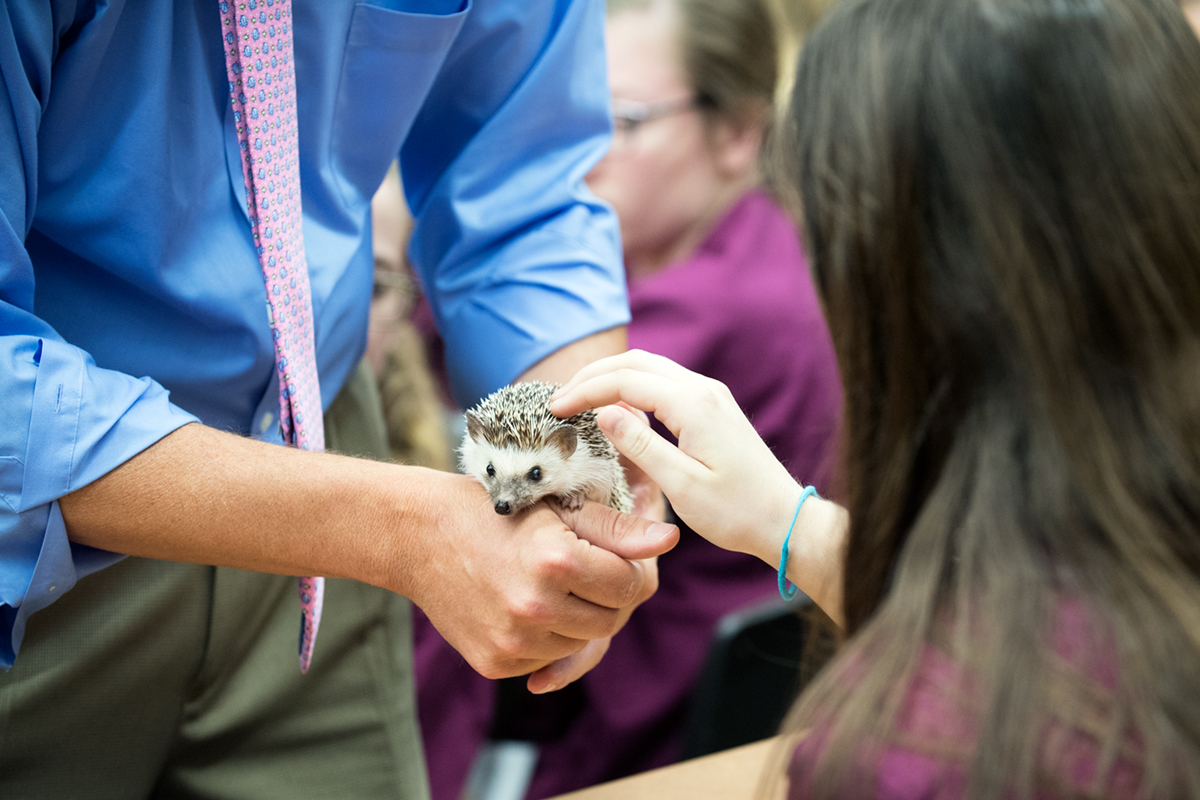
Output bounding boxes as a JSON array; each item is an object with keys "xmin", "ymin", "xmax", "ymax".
[
  {"xmin": 476, "ymin": 659, "xmax": 511, "ymax": 681},
  {"xmin": 492, "ymin": 630, "xmax": 529, "ymax": 661},
  {"xmin": 507, "ymin": 591, "xmax": 549, "ymax": 625},
  {"xmin": 539, "ymin": 547, "xmax": 576, "ymax": 581},
  {"xmin": 613, "ymin": 510, "xmax": 642, "ymax": 541},
  {"xmin": 599, "ymin": 509, "xmax": 632, "ymax": 548},
  {"xmin": 597, "ymin": 607, "xmax": 622, "ymax": 636}
]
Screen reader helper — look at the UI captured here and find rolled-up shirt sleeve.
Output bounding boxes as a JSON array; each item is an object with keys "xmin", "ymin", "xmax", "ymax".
[
  {"xmin": 400, "ymin": 0, "xmax": 629, "ymax": 406},
  {"xmin": 0, "ymin": 340, "xmax": 198, "ymax": 669},
  {"xmin": 0, "ymin": 5, "xmax": 197, "ymax": 668}
]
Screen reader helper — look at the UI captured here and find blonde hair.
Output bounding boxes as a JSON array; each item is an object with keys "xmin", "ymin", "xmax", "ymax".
[{"xmin": 606, "ymin": 0, "xmax": 810, "ymax": 131}]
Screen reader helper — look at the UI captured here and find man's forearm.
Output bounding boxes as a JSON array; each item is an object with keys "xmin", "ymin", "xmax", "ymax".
[{"xmin": 58, "ymin": 422, "xmax": 436, "ymax": 593}]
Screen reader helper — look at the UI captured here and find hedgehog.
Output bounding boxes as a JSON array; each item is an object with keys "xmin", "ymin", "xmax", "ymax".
[{"xmin": 459, "ymin": 381, "xmax": 633, "ymax": 516}]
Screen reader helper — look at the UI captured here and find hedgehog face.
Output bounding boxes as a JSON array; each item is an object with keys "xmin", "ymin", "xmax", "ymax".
[{"xmin": 459, "ymin": 419, "xmax": 579, "ymax": 515}]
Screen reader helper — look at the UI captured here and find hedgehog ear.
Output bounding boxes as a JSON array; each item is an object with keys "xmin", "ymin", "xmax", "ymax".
[
  {"xmin": 547, "ymin": 424, "xmax": 577, "ymax": 459},
  {"xmin": 465, "ymin": 412, "xmax": 484, "ymax": 442}
]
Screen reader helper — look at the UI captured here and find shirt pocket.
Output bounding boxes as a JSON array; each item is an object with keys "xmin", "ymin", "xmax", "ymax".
[{"xmin": 330, "ymin": 2, "xmax": 468, "ymax": 206}]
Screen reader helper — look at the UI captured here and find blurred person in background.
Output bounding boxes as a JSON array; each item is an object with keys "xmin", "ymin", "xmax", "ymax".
[{"xmin": 523, "ymin": 0, "xmax": 843, "ymax": 796}]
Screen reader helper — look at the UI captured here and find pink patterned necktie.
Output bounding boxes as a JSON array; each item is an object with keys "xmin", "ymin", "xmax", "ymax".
[{"xmin": 220, "ymin": 0, "xmax": 326, "ymax": 674}]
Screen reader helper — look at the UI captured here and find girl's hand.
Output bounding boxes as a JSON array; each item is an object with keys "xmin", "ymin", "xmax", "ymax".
[
  {"xmin": 551, "ymin": 350, "xmax": 847, "ymax": 624},
  {"xmin": 551, "ymin": 350, "xmax": 803, "ymax": 564}
]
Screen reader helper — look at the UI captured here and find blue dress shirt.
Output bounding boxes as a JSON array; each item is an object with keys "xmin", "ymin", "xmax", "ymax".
[{"xmin": 0, "ymin": 0, "xmax": 628, "ymax": 668}]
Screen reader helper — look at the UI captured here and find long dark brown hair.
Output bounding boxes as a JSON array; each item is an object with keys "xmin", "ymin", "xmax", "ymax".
[{"xmin": 772, "ymin": 0, "xmax": 1200, "ymax": 796}]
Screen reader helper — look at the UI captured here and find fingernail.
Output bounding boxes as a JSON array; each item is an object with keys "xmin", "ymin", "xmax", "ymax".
[
  {"xmin": 597, "ymin": 405, "xmax": 625, "ymax": 435},
  {"xmin": 648, "ymin": 522, "xmax": 677, "ymax": 541}
]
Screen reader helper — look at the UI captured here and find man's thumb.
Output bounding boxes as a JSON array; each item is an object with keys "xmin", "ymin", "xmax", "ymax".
[{"xmin": 553, "ymin": 499, "xmax": 678, "ymax": 560}]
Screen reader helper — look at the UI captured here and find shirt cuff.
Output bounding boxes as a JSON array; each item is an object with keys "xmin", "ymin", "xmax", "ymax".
[
  {"xmin": 20, "ymin": 338, "xmax": 199, "ymax": 509},
  {"xmin": 0, "ymin": 501, "xmax": 124, "ymax": 668},
  {"xmin": 0, "ymin": 338, "xmax": 198, "ymax": 668}
]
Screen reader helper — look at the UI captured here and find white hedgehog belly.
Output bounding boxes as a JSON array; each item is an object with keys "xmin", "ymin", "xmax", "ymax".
[{"xmin": 566, "ymin": 453, "xmax": 617, "ymax": 503}]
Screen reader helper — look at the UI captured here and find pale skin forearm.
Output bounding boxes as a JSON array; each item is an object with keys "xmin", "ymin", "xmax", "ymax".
[{"xmin": 748, "ymin": 482, "xmax": 849, "ymax": 628}]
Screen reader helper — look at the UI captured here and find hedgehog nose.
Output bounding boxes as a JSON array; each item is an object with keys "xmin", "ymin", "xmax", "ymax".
[{"xmin": 494, "ymin": 501, "xmax": 512, "ymax": 516}]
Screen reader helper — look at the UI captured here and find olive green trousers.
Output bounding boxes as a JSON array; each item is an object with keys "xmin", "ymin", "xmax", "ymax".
[{"xmin": 0, "ymin": 362, "xmax": 430, "ymax": 800}]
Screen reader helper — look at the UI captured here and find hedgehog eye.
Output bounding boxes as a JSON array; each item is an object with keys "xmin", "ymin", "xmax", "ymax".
[
  {"xmin": 528, "ymin": 466, "xmax": 542, "ymax": 482},
  {"xmin": 486, "ymin": 464, "xmax": 496, "ymax": 478}
]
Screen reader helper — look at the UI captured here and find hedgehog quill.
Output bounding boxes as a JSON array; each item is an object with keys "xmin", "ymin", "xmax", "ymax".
[{"xmin": 459, "ymin": 381, "xmax": 633, "ymax": 516}]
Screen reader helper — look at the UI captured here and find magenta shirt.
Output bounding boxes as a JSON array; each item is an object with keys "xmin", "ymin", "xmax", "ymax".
[{"xmin": 787, "ymin": 601, "xmax": 1145, "ymax": 798}]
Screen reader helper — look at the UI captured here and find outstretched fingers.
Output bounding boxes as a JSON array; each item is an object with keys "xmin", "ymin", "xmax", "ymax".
[
  {"xmin": 549, "ymin": 352, "xmax": 700, "ymax": 412},
  {"xmin": 553, "ymin": 350, "xmax": 696, "ymax": 397},
  {"xmin": 596, "ymin": 404, "xmax": 707, "ymax": 500},
  {"xmin": 551, "ymin": 370, "xmax": 698, "ymax": 443},
  {"xmin": 561, "ymin": 392, "xmax": 703, "ymax": 504}
]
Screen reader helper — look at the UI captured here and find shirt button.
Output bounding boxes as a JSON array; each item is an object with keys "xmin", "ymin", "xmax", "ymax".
[{"xmin": 259, "ymin": 413, "xmax": 275, "ymax": 433}]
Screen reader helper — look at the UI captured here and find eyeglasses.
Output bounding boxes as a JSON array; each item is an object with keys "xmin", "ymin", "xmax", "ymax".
[
  {"xmin": 611, "ymin": 96, "xmax": 699, "ymax": 142},
  {"xmin": 371, "ymin": 265, "xmax": 421, "ymax": 319}
]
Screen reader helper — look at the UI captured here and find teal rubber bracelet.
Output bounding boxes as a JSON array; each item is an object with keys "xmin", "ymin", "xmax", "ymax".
[{"xmin": 779, "ymin": 485, "xmax": 819, "ymax": 601}]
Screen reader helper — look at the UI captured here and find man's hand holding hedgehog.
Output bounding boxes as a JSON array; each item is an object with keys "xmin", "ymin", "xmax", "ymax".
[
  {"xmin": 455, "ymin": 379, "xmax": 673, "ymax": 691},
  {"xmin": 401, "ymin": 466, "xmax": 677, "ymax": 692}
]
